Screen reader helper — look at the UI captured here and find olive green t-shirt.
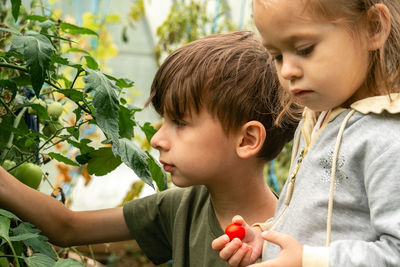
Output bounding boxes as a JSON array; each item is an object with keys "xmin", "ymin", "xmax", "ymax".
[{"xmin": 123, "ymin": 185, "xmax": 228, "ymax": 267}]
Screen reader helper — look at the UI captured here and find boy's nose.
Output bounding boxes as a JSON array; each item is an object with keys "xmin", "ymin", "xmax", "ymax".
[
  {"xmin": 280, "ymin": 56, "xmax": 303, "ymax": 81},
  {"xmin": 150, "ymin": 124, "xmax": 170, "ymax": 151}
]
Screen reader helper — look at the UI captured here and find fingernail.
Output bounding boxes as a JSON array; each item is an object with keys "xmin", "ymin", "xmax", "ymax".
[{"xmin": 261, "ymin": 231, "xmax": 269, "ymax": 237}]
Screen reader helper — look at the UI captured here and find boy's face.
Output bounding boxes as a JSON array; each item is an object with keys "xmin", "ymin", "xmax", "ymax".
[
  {"xmin": 253, "ymin": 0, "xmax": 370, "ymax": 111},
  {"xmin": 150, "ymin": 109, "xmax": 240, "ymax": 187}
]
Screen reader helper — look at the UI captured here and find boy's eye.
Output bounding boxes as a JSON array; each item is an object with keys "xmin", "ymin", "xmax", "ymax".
[
  {"xmin": 172, "ymin": 119, "xmax": 186, "ymax": 128},
  {"xmin": 272, "ymin": 54, "xmax": 283, "ymax": 62},
  {"xmin": 297, "ymin": 45, "xmax": 314, "ymax": 56}
]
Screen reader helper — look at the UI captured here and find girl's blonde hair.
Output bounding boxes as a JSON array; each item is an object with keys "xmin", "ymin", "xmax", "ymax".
[{"xmin": 276, "ymin": 0, "xmax": 400, "ymax": 123}]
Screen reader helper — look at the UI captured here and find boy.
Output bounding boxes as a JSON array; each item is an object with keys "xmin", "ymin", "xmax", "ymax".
[{"xmin": 0, "ymin": 31, "xmax": 297, "ymax": 266}]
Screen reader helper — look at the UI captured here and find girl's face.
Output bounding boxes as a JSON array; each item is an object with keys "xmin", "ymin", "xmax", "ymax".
[{"xmin": 253, "ymin": 0, "xmax": 370, "ymax": 111}]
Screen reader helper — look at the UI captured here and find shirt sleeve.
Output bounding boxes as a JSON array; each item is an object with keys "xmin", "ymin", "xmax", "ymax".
[
  {"xmin": 327, "ymin": 143, "xmax": 400, "ymax": 266},
  {"xmin": 303, "ymin": 245, "xmax": 329, "ymax": 267},
  {"xmin": 122, "ymin": 188, "xmax": 183, "ymax": 265}
]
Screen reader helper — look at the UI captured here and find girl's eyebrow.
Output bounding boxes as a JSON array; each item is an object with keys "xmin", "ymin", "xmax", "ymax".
[{"xmin": 263, "ymin": 32, "xmax": 317, "ymax": 49}]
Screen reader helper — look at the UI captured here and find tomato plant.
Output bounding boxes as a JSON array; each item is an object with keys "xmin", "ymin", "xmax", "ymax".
[
  {"xmin": 41, "ymin": 120, "xmax": 63, "ymax": 138},
  {"xmin": 13, "ymin": 163, "xmax": 42, "ymax": 189},
  {"xmin": 46, "ymin": 101, "xmax": 63, "ymax": 120},
  {"xmin": 0, "ymin": 0, "xmax": 167, "ymax": 265},
  {"xmin": 225, "ymin": 223, "xmax": 246, "ymax": 241},
  {"xmin": 1, "ymin": 160, "xmax": 16, "ymax": 173},
  {"xmin": 27, "ymin": 97, "xmax": 46, "ymax": 115}
]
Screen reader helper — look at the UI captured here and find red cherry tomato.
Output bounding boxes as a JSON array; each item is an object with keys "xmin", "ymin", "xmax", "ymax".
[{"xmin": 225, "ymin": 223, "xmax": 246, "ymax": 241}]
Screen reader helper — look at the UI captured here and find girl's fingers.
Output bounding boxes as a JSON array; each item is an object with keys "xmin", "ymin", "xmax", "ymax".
[{"xmin": 261, "ymin": 231, "xmax": 288, "ymax": 248}]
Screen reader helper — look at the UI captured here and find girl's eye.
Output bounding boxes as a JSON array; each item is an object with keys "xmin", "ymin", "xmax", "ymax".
[{"xmin": 297, "ymin": 45, "xmax": 314, "ymax": 56}]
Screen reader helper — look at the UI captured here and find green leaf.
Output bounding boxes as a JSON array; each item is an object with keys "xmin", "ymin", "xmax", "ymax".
[
  {"xmin": 9, "ymin": 233, "xmax": 39, "ymax": 242},
  {"xmin": 51, "ymin": 55, "xmax": 70, "ymax": 66},
  {"xmin": 27, "ymin": 15, "xmax": 48, "ymax": 22},
  {"xmin": 59, "ymin": 89, "xmax": 83, "ymax": 102},
  {"xmin": 104, "ymin": 74, "xmax": 134, "ymax": 89},
  {"xmin": 67, "ymin": 48, "xmax": 91, "ymax": 55},
  {"xmin": 87, "ymin": 147, "xmax": 122, "ymax": 176},
  {"xmin": 0, "ymin": 27, "xmax": 21, "ymax": 35},
  {"xmin": 54, "ymin": 258, "xmax": 85, "ymax": 267},
  {"xmin": 83, "ymin": 70, "xmax": 120, "ymax": 142},
  {"xmin": 48, "ymin": 152, "xmax": 79, "ymax": 166},
  {"xmin": 0, "ymin": 117, "xmax": 13, "ymax": 150},
  {"xmin": 75, "ymin": 153, "xmax": 91, "ymax": 165},
  {"xmin": 146, "ymin": 152, "xmax": 167, "ymax": 191},
  {"xmin": 0, "ymin": 217, "xmax": 10, "ymax": 242},
  {"xmin": 0, "ymin": 209, "xmax": 20, "ymax": 221},
  {"xmin": 12, "ymin": 222, "xmax": 57, "ymax": 260},
  {"xmin": 66, "ymin": 139, "xmax": 94, "ymax": 154},
  {"xmin": 24, "ymin": 254, "xmax": 56, "ymax": 267},
  {"xmin": 11, "ymin": 32, "xmax": 56, "ymax": 97},
  {"xmin": 118, "ymin": 106, "xmax": 135, "ymax": 139},
  {"xmin": 29, "ymin": 103, "xmax": 49, "ymax": 120},
  {"xmin": 60, "ymin": 22, "xmax": 98, "ymax": 36},
  {"xmin": 11, "ymin": 0, "xmax": 21, "ymax": 22},
  {"xmin": 84, "ymin": 55, "xmax": 99, "ymax": 70},
  {"xmin": 140, "ymin": 122, "xmax": 157, "ymax": 143},
  {"xmin": 112, "ymin": 138, "xmax": 154, "ymax": 188},
  {"xmin": 40, "ymin": 20, "xmax": 56, "ymax": 31}
]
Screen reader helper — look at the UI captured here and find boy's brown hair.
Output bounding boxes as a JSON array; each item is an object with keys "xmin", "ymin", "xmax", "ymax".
[{"xmin": 147, "ymin": 31, "xmax": 297, "ymax": 161}]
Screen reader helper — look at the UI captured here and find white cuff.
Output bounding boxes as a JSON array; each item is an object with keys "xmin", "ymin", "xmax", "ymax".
[{"xmin": 302, "ymin": 245, "xmax": 329, "ymax": 267}]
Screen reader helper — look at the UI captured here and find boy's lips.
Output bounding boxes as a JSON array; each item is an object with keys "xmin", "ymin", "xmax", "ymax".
[{"xmin": 160, "ymin": 160, "xmax": 175, "ymax": 172}]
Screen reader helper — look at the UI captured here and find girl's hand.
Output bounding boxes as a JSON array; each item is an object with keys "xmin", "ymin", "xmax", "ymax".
[
  {"xmin": 248, "ymin": 231, "xmax": 303, "ymax": 267},
  {"xmin": 212, "ymin": 215, "xmax": 264, "ymax": 266}
]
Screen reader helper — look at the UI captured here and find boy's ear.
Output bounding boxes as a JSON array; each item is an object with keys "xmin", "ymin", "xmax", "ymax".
[
  {"xmin": 366, "ymin": 3, "xmax": 391, "ymax": 51},
  {"xmin": 236, "ymin": 121, "xmax": 266, "ymax": 159}
]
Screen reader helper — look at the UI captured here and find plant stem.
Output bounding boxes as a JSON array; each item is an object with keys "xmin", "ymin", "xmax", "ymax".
[
  {"xmin": 0, "ymin": 63, "xmax": 61, "ymax": 90},
  {"xmin": 6, "ymin": 239, "xmax": 21, "ymax": 267},
  {"xmin": 0, "ymin": 62, "xmax": 27, "ymax": 73},
  {"xmin": 88, "ymin": 245, "xmax": 97, "ymax": 266},
  {"xmin": 0, "ymin": 107, "xmax": 27, "ymax": 163},
  {"xmin": 70, "ymin": 69, "xmax": 84, "ymax": 90}
]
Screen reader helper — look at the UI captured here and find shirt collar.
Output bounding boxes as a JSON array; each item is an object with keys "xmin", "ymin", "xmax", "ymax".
[{"xmin": 350, "ymin": 93, "xmax": 400, "ymax": 114}]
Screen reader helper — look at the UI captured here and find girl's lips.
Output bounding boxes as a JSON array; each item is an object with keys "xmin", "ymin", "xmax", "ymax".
[{"xmin": 290, "ymin": 88, "xmax": 313, "ymax": 97}]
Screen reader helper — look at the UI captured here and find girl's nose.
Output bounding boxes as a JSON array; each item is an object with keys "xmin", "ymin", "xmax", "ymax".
[
  {"xmin": 280, "ymin": 56, "xmax": 303, "ymax": 81},
  {"xmin": 150, "ymin": 124, "xmax": 170, "ymax": 151}
]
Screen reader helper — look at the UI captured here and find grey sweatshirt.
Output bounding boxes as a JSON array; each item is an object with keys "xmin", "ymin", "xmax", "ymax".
[{"xmin": 262, "ymin": 95, "xmax": 400, "ymax": 266}]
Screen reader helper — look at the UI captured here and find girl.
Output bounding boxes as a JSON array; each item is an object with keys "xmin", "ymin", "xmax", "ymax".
[{"xmin": 212, "ymin": 0, "xmax": 400, "ymax": 266}]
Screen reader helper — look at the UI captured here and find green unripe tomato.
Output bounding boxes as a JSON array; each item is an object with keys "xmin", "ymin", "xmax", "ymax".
[
  {"xmin": 47, "ymin": 101, "xmax": 64, "ymax": 120},
  {"xmin": 1, "ymin": 160, "xmax": 16, "ymax": 175},
  {"xmin": 13, "ymin": 162, "xmax": 42, "ymax": 189},
  {"xmin": 28, "ymin": 98, "xmax": 46, "ymax": 115},
  {"xmin": 42, "ymin": 120, "xmax": 63, "ymax": 137},
  {"xmin": 0, "ymin": 251, "xmax": 9, "ymax": 267}
]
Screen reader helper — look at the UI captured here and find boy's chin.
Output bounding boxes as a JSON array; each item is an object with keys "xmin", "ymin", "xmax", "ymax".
[{"xmin": 171, "ymin": 175, "xmax": 199, "ymax": 188}]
